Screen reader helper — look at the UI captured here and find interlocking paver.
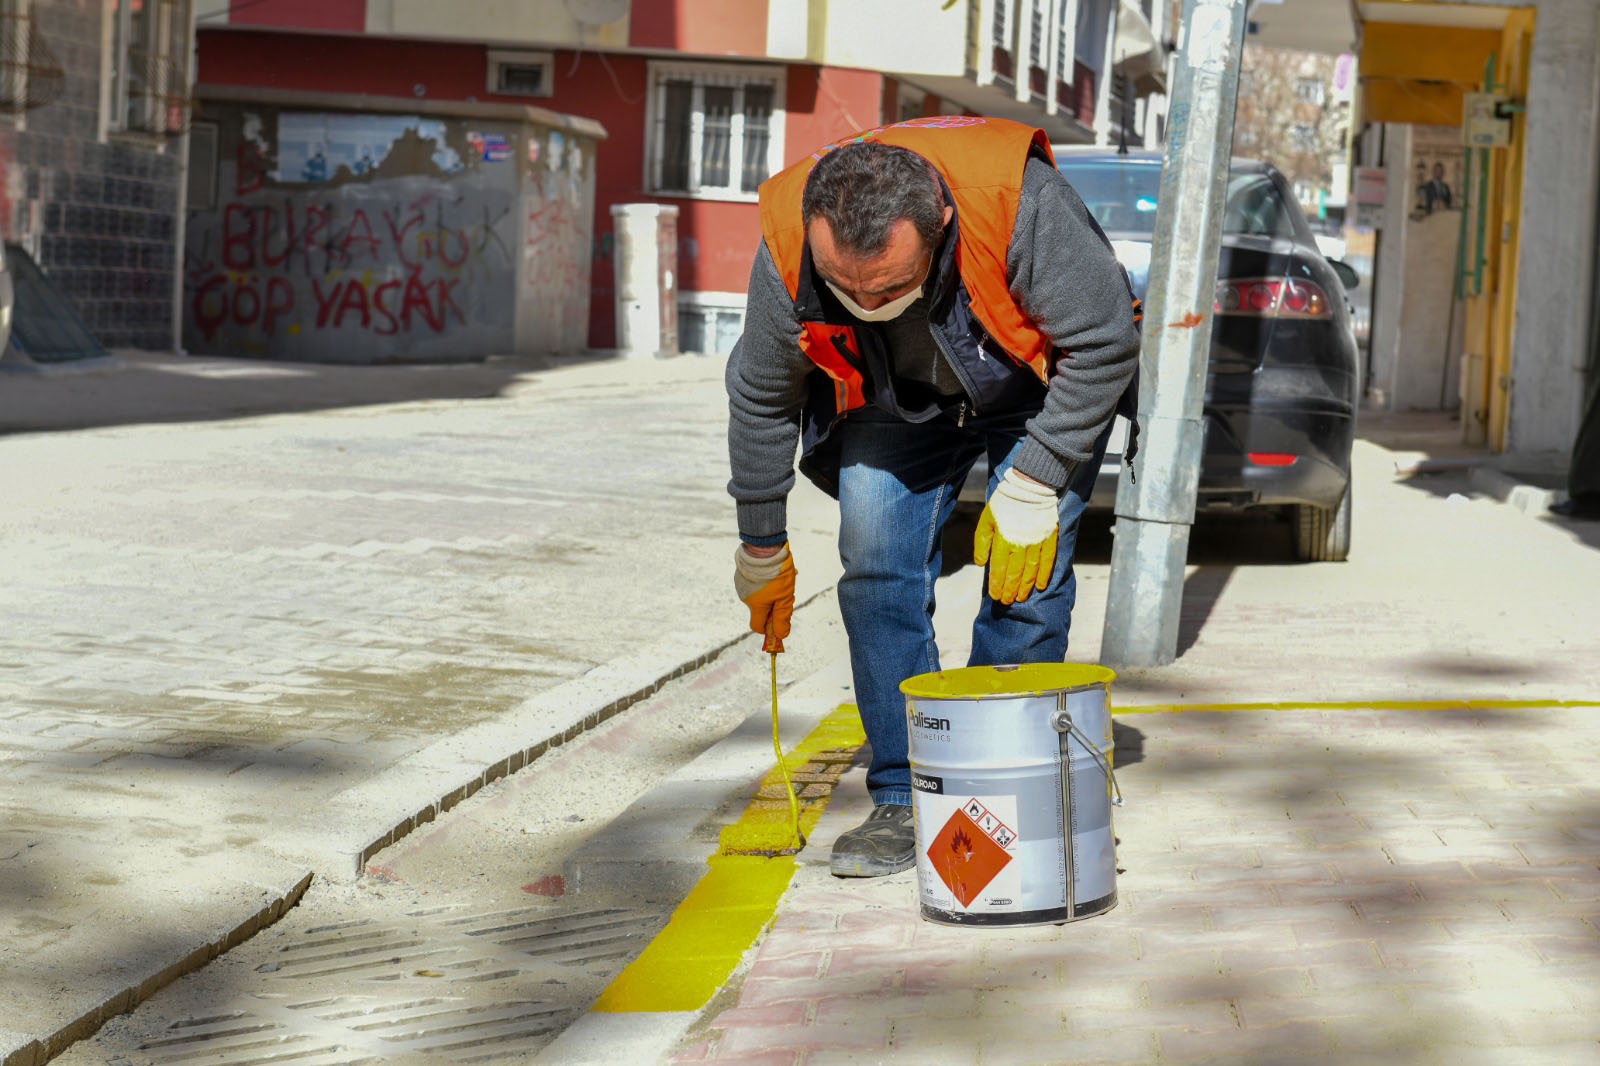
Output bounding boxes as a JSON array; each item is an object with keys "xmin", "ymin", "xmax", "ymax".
[
  {"xmin": 3, "ymin": 356, "xmax": 854, "ymax": 1060},
  {"xmin": 681, "ymin": 705, "xmax": 1600, "ymax": 1064}
]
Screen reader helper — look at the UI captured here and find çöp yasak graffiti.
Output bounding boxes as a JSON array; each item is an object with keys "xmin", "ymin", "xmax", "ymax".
[{"xmin": 186, "ymin": 186, "xmax": 516, "ymax": 351}]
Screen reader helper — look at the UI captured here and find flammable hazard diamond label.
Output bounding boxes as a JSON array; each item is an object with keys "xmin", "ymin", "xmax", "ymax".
[{"xmin": 928, "ymin": 802, "xmax": 1014, "ymax": 908}]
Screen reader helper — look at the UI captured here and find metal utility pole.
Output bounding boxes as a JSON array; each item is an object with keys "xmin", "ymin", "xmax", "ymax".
[{"xmin": 1100, "ymin": 0, "xmax": 1249, "ymax": 668}]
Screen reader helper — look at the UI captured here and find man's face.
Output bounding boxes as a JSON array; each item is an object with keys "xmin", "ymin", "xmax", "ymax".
[
  {"xmin": 1433, "ymin": 163, "xmax": 1446, "ymax": 180},
  {"xmin": 808, "ymin": 208, "xmax": 951, "ymax": 311}
]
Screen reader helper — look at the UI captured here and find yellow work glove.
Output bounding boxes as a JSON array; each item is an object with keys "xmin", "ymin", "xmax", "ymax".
[
  {"xmin": 734, "ymin": 543, "xmax": 796, "ymax": 653},
  {"xmin": 973, "ymin": 467, "xmax": 1061, "ymax": 605}
]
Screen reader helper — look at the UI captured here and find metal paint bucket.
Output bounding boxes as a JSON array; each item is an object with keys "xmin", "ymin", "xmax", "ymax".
[{"xmin": 900, "ymin": 663, "xmax": 1120, "ymax": 927}]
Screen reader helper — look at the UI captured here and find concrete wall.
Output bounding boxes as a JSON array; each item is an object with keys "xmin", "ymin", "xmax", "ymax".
[
  {"xmin": 522, "ymin": 125, "xmax": 598, "ymax": 356},
  {"xmin": 1507, "ymin": 0, "xmax": 1600, "ymax": 456},
  {"xmin": 184, "ymin": 96, "xmax": 598, "ymax": 362},
  {"xmin": 0, "ymin": 0, "xmax": 186, "ymax": 350}
]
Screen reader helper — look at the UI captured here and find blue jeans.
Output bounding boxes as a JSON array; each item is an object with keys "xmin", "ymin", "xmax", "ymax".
[{"xmin": 834, "ymin": 404, "xmax": 1110, "ymax": 807}]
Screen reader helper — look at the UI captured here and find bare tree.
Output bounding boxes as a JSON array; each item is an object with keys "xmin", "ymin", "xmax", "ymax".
[{"xmin": 1232, "ymin": 44, "xmax": 1348, "ymax": 212}]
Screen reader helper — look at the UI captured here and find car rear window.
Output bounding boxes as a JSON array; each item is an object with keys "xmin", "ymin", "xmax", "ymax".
[{"xmin": 1058, "ymin": 159, "xmax": 1299, "ymax": 239}]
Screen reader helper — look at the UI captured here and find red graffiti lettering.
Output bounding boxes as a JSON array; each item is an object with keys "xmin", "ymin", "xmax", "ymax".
[
  {"xmin": 372, "ymin": 279, "xmax": 401, "ymax": 336},
  {"xmin": 193, "ymin": 275, "xmax": 231, "ymax": 341},
  {"xmin": 235, "ymin": 141, "xmax": 266, "ymax": 196},
  {"xmin": 261, "ymin": 200, "xmax": 296, "ymax": 269},
  {"xmin": 221, "ymin": 203, "xmax": 255, "ymax": 271},
  {"xmin": 190, "ymin": 193, "xmax": 515, "ymax": 347},
  {"xmin": 232, "ymin": 282, "xmax": 260, "ymax": 326},
  {"xmin": 263, "ymin": 277, "xmax": 294, "ymax": 334},
  {"xmin": 385, "ymin": 207, "xmax": 424, "ymax": 269},
  {"xmin": 333, "ymin": 278, "xmax": 371, "ymax": 329},
  {"xmin": 190, "ymin": 273, "xmax": 301, "ymax": 341},
  {"xmin": 341, "ymin": 209, "xmax": 381, "ymax": 261},
  {"xmin": 400, "ymin": 272, "xmax": 440, "ymax": 332},
  {"xmin": 311, "ymin": 277, "xmax": 342, "ymax": 329},
  {"xmin": 436, "ymin": 278, "xmax": 464, "ymax": 325},
  {"xmin": 303, "ymin": 205, "xmax": 329, "ymax": 257}
]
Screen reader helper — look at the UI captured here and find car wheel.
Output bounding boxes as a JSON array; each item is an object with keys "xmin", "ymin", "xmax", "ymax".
[{"xmin": 1292, "ymin": 480, "xmax": 1352, "ymax": 562}]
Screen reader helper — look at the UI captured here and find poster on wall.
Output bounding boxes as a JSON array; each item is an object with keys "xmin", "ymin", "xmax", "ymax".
[
  {"xmin": 1410, "ymin": 134, "xmax": 1464, "ymax": 221},
  {"xmin": 276, "ymin": 113, "xmax": 464, "ymax": 183}
]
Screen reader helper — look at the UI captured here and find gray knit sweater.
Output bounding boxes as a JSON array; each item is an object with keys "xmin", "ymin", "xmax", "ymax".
[{"xmin": 726, "ymin": 156, "xmax": 1139, "ymax": 543}]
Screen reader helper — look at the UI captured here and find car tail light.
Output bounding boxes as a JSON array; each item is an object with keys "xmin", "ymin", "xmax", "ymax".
[
  {"xmin": 1214, "ymin": 278, "xmax": 1331, "ymax": 319},
  {"xmin": 1247, "ymin": 452, "xmax": 1299, "ymax": 466}
]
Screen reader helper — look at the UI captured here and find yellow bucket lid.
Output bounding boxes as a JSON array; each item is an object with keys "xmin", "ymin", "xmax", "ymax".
[{"xmin": 899, "ymin": 663, "xmax": 1116, "ymax": 700}]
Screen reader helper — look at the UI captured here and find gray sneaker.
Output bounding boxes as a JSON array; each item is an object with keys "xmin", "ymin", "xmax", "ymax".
[{"xmin": 830, "ymin": 803, "xmax": 916, "ymax": 877}]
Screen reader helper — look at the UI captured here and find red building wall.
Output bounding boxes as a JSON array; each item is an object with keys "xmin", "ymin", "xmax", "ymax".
[{"xmin": 196, "ymin": 29, "xmax": 889, "ymax": 349}]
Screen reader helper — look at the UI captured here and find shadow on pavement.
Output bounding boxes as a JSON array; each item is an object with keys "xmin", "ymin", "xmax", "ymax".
[
  {"xmin": 1541, "ymin": 512, "xmax": 1600, "ymax": 552},
  {"xmin": 1176, "ymin": 566, "xmax": 1233, "ymax": 658},
  {"xmin": 0, "ymin": 349, "xmax": 621, "ymax": 436},
  {"xmin": 1111, "ymin": 719, "xmax": 1144, "ymax": 767}
]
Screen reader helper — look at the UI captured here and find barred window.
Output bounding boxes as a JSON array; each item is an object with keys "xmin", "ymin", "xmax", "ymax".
[
  {"xmin": 1029, "ymin": 0, "xmax": 1043, "ymax": 68},
  {"xmin": 0, "ymin": 0, "xmax": 29, "ymax": 119},
  {"xmin": 1056, "ymin": 7, "xmax": 1071, "ymax": 76},
  {"xmin": 648, "ymin": 63, "xmax": 782, "ymax": 200},
  {"xmin": 992, "ymin": 0, "xmax": 1009, "ymax": 50},
  {"xmin": 0, "ymin": 0, "xmax": 63, "ymax": 121},
  {"xmin": 1295, "ymin": 77, "xmax": 1325, "ymax": 105},
  {"xmin": 111, "ymin": 0, "xmax": 186, "ymax": 136}
]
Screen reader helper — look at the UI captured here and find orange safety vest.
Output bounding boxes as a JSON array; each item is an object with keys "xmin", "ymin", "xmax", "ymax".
[{"xmin": 758, "ymin": 116, "xmax": 1056, "ymax": 419}]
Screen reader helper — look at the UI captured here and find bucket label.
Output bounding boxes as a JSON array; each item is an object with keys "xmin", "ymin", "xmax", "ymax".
[
  {"xmin": 911, "ymin": 771, "xmax": 944, "ymax": 794},
  {"xmin": 921, "ymin": 795, "xmax": 1020, "ymax": 909}
]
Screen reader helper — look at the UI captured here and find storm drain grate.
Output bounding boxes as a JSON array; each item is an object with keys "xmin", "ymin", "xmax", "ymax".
[
  {"xmin": 135, "ymin": 995, "xmax": 567, "ymax": 1064},
  {"xmin": 259, "ymin": 905, "xmax": 665, "ymax": 983}
]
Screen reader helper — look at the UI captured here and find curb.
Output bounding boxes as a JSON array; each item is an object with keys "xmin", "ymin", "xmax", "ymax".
[
  {"xmin": 13, "ymin": 588, "xmax": 835, "ymax": 1066},
  {"xmin": 1468, "ymin": 464, "xmax": 1566, "ymax": 516},
  {"xmin": 285, "ymin": 587, "xmax": 838, "ymax": 882},
  {"xmin": 1, "ymin": 864, "xmax": 312, "ymax": 1066}
]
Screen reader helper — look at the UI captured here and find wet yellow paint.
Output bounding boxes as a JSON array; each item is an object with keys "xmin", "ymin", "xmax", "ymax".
[
  {"xmin": 1115, "ymin": 698, "xmax": 1600, "ymax": 715},
  {"xmin": 590, "ymin": 702, "xmax": 865, "ymax": 1013},
  {"xmin": 592, "ymin": 691, "xmax": 1598, "ymax": 1013},
  {"xmin": 898, "ymin": 662, "xmax": 1116, "ymax": 700}
]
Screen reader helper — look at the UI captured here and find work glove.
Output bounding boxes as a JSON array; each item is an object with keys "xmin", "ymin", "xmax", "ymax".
[
  {"xmin": 973, "ymin": 467, "xmax": 1061, "ymax": 606},
  {"xmin": 734, "ymin": 543, "xmax": 796, "ymax": 653}
]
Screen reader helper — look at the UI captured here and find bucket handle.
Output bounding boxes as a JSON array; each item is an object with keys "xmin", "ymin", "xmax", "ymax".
[{"xmin": 1049, "ymin": 706, "xmax": 1124, "ymax": 807}]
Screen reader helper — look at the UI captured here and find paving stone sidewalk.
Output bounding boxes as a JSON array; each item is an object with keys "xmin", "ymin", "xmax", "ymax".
[
  {"xmin": 678, "ymin": 706, "xmax": 1600, "ymax": 1065},
  {"xmin": 666, "ymin": 416, "xmax": 1600, "ymax": 1066},
  {"xmin": 0, "ymin": 352, "xmax": 845, "ymax": 1064}
]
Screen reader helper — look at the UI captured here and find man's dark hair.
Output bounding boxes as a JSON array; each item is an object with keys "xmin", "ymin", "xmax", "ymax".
[{"xmin": 801, "ymin": 142, "xmax": 944, "ymax": 257}]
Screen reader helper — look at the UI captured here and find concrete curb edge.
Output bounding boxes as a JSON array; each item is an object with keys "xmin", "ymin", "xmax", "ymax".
[
  {"xmin": 1, "ymin": 866, "xmax": 313, "ymax": 1066},
  {"xmin": 292, "ymin": 585, "xmax": 839, "ymax": 882}
]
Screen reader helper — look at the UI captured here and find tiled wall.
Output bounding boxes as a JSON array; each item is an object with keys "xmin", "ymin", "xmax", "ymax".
[{"xmin": 0, "ymin": 0, "xmax": 184, "ymax": 351}]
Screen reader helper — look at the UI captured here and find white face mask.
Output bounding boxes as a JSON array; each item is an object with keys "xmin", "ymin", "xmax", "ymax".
[{"xmin": 825, "ymin": 278, "xmax": 924, "ymax": 323}]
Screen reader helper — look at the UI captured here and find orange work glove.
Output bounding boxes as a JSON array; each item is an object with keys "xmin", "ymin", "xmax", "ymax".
[
  {"xmin": 973, "ymin": 467, "xmax": 1061, "ymax": 605},
  {"xmin": 734, "ymin": 543, "xmax": 796, "ymax": 652}
]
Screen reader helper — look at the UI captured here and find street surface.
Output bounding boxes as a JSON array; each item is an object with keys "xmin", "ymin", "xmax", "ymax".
[{"xmin": 4, "ymin": 352, "xmax": 1598, "ymax": 1064}]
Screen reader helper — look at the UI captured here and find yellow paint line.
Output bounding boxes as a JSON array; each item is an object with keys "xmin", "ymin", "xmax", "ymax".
[
  {"xmin": 1115, "ymin": 698, "xmax": 1600, "ymax": 715},
  {"xmin": 591, "ymin": 703, "xmax": 865, "ymax": 1014}
]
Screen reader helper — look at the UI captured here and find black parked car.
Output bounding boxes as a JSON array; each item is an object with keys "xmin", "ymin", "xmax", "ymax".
[{"xmin": 1059, "ymin": 147, "xmax": 1361, "ymax": 561}]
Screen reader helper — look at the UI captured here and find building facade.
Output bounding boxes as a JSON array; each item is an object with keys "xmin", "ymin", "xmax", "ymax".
[
  {"xmin": 190, "ymin": 0, "xmax": 1170, "ymax": 356},
  {"xmin": 0, "ymin": 0, "xmax": 192, "ymax": 355},
  {"xmin": 1353, "ymin": 0, "xmax": 1600, "ymax": 464}
]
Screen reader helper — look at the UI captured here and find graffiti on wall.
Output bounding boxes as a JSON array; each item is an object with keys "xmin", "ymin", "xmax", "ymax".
[
  {"xmin": 185, "ymin": 108, "xmax": 599, "ymax": 361},
  {"xmin": 187, "ymin": 190, "xmax": 515, "ymax": 346}
]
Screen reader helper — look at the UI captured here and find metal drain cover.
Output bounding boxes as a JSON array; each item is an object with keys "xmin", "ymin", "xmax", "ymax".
[
  {"xmin": 132, "ymin": 904, "xmax": 667, "ymax": 1064},
  {"xmin": 136, "ymin": 995, "xmax": 566, "ymax": 1064},
  {"xmin": 259, "ymin": 905, "xmax": 660, "ymax": 983}
]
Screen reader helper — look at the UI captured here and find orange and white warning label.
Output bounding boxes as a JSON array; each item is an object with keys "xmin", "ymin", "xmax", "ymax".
[{"xmin": 916, "ymin": 794, "xmax": 1021, "ymax": 910}]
